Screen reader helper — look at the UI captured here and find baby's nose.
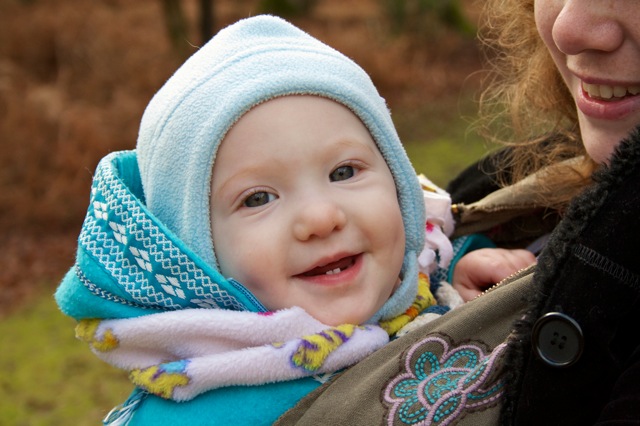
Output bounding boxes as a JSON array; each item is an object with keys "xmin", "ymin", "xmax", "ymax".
[{"xmin": 293, "ymin": 201, "xmax": 347, "ymax": 241}]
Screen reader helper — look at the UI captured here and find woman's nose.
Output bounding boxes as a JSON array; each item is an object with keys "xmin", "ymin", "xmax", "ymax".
[
  {"xmin": 293, "ymin": 200, "xmax": 347, "ymax": 241},
  {"xmin": 552, "ymin": 1, "xmax": 624, "ymax": 55}
]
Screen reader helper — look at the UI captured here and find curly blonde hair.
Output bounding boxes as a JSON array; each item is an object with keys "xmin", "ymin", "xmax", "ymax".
[{"xmin": 476, "ymin": 0, "xmax": 595, "ymax": 207}]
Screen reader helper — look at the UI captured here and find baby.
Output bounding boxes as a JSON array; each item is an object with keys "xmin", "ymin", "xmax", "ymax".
[{"xmin": 55, "ymin": 15, "xmax": 533, "ymax": 425}]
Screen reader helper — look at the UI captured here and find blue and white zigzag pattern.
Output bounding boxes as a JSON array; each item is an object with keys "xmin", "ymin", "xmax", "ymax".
[{"xmin": 79, "ymin": 159, "xmax": 244, "ymax": 311}]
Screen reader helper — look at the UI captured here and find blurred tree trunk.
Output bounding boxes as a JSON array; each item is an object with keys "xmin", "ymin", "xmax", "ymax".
[
  {"xmin": 200, "ymin": 0, "xmax": 215, "ymax": 43},
  {"xmin": 161, "ymin": 0, "xmax": 189, "ymax": 58}
]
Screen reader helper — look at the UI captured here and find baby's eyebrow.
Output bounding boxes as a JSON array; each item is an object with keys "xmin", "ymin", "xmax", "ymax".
[
  {"xmin": 332, "ymin": 138, "xmax": 378, "ymax": 156},
  {"xmin": 211, "ymin": 165, "xmax": 266, "ymax": 203}
]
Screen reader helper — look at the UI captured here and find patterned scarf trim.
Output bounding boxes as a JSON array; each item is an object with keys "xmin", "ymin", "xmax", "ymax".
[{"xmin": 75, "ymin": 150, "xmax": 265, "ymax": 314}]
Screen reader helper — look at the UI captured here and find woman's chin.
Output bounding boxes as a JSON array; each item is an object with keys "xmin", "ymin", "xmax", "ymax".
[{"xmin": 579, "ymin": 120, "xmax": 639, "ymax": 164}]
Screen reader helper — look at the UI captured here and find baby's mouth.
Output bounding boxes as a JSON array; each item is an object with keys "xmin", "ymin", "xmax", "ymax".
[{"xmin": 301, "ymin": 255, "xmax": 357, "ymax": 277}]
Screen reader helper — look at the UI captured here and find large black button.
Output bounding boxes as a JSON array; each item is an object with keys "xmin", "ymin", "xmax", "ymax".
[{"xmin": 532, "ymin": 312, "xmax": 584, "ymax": 367}]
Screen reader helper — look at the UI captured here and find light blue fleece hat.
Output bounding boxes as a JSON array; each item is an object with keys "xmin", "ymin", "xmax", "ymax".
[{"xmin": 136, "ymin": 15, "xmax": 426, "ymax": 321}]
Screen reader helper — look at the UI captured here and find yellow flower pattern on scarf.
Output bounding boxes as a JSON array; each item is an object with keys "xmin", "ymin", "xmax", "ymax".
[
  {"xmin": 75, "ymin": 319, "xmax": 120, "ymax": 352},
  {"xmin": 379, "ymin": 273, "xmax": 435, "ymax": 336},
  {"xmin": 130, "ymin": 361, "xmax": 190, "ymax": 399},
  {"xmin": 289, "ymin": 274, "xmax": 436, "ymax": 372},
  {"xmin": 291, "ymin": 324, "xmax": 359, "ymax": 372}
]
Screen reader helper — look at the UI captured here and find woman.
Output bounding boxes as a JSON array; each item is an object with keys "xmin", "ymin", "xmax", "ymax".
[{"xmin": 275, "ymin": 1, "xmax": 640, "ymax": 424}]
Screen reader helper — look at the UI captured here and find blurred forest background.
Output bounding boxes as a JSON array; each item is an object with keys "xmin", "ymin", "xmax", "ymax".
[{"xmin": 1, "ymin": 0, "xmax": 493, "ymax": 423}]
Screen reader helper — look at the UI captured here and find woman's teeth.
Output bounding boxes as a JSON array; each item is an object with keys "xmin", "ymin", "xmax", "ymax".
[{"xmin": 583, "ymin": 82, "xmax": 640, "ymax": 100}]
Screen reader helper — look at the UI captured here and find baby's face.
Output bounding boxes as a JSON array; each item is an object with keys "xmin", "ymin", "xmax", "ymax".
[{"xmin": 210, "ymin": 95, "xmax": 405, "ymax": 326}]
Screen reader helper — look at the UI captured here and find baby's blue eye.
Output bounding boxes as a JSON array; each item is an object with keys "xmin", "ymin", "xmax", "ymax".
[
  {"xmin": 243, "ymin": 192, "xmax": 276, "ymax": 208},
  {"xmin": 330, "ymin": 165, "xmax": 355, "ymax": 182}
]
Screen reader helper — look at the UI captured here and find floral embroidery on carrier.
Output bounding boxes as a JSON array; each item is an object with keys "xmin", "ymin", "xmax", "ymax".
[{"xmin": 383, "ymin": 334, "xmax": 506, "ymax": 425}]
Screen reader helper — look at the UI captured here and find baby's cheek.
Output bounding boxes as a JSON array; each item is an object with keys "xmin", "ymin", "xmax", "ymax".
[{"xmin": 392, "ymin": 277, "xmax": 402, "ymax": 292}]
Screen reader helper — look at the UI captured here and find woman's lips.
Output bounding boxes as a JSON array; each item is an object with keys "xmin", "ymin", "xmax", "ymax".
[{"xmin": 577, "ymin": 81, "xmax": 640, "ymax": 120}]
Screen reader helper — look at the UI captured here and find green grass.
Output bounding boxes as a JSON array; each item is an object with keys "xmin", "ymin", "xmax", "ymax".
[
  {"xmin": 0, "ymin": 293, "xmax": 132, "ymax": 425},
  {"xmin": 393, "ymin": 94, "xmax": 498, "ymax": 187},
  {"xmin": 0, "ymin": 100, "xmax": 497, "ymax": 424},
  {"xmin": 404, "ymin": 136, "xmax": 494, "ymax": 187}
]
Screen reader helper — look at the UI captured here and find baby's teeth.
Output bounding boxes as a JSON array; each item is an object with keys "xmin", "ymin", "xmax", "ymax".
[
  {"xmin": 630, "ymin": 86, "xmax": 640, "ymax": 95},
  {"xmin": 326, "ymin": 268, "xmax": 341, "ymax": 275}
]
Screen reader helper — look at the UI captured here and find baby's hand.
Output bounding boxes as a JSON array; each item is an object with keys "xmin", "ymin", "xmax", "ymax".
[{"xmin": 452, "ymin": 248, "xmax": 536, "ymax": 301}]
